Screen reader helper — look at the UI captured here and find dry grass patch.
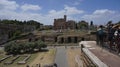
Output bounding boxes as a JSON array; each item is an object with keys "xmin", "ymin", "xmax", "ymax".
[
  {"xmin": 0, "ymin": 49, "xmax": 56, "ymax": 67},
  {"xmin": 29, "ymin": 49, "xmax": 56, "ymax": 67}
]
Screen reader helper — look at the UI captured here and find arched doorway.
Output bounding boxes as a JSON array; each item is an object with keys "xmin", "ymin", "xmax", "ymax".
[
  {"xmin": 67, "ymin": 37, "xmax": 71, "ymax": 43},
  {"xmin": 55, "ymin": 37, "xmax": 57, "ymax": 42},
  {"xmin": 74, "ymin": 37, "xmax": 78, "ymax": 43},
  {"xmin": 61, "ymin": 37, "xmax": 64, "ymax": 43}
]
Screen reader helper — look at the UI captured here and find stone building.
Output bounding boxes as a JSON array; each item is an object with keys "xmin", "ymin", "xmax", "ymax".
[
  {"xmin": 66, "ymin": 20, "xmax": 76, "ymax": 29},
  {"xmin": 53, "ymin": 15, "xmax": 76, "ymax": 30},
  {"xmin": 54, "ymin": 15, "xmax": 67, "ymax": 30},
  {"xmin": 77, "ymin": 20, "xmax": 89, "ymax": 30}
]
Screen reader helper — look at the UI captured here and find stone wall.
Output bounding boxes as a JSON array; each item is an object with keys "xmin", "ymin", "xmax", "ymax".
[
  {"xmin": 57, "ymin": 35, "xmax": 81, "ymax": 43},
  {"xmin": 40, "ymin": 34, "xmax": 82, "ymax": 44}
]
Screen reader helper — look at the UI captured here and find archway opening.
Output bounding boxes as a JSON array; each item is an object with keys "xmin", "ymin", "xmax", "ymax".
[
  {"xmin": 55, "ymin": 37, "xmax": 57, "ymax": 42},
  {"xmin": 74, "ymin": 37, "xmax": 78, "ymax": 43},
  {"xmin": 67, "ymin": 37, "xmax": 71, "ymax": 43},
  {"xmin": 61, "ymin": 37, "xmax": 64, "ymax": 43}
]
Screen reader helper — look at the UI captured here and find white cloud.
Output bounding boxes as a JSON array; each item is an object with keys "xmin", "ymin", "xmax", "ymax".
[
  {"xmin": 21, "ymin": 4, "xmax": 41, "ymax": 11},
  {"xmin": 82, "ymin": 9, "xmax": 120, "ymax": 24},
  {"xmin": 0, "ymin": 3, "xmax": 84, "ymax": 25},
  {"xmin": 93, "ymin": 9, "xmax": 115, "ymax": 15},
  {"xmin": 49, "ymin": 10, "xmax": 56, "ymax": 14},
  {"xmin": 0, "ymin": 0, "xmax": 19, "ymax": 10},
  {"xmin": 48, "ymin": 5, "xmax": 84, "ymax": 17},
  {"xmin": 64, "ymin": 5, "xmax": 84, "ymax": 15},
  {"xmin": 0, "ymin": 0, "xmax": 44, "ymax": 24},
  {"xmin": 48, "ymin": 10, "xmax": 65, "ymax": 18},
  {"xmin": 46, "ymin": 5, "xmax": 84, "ymax": 23},
  {"xmin": 0, "ymin": 9, "xmax": 44, "ymax": 23}
]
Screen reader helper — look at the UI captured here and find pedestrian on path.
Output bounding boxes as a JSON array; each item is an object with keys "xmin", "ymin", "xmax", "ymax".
[{"xmin": 96, "ymin": 25, "xmax": 105, "ymax": 47}]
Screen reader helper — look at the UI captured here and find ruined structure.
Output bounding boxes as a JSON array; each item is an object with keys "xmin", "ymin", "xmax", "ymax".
[
  {"xmin": 66, "ymin": 20, "xmax": 76, "ymax": 29},
  {"xmin": 40, "ymin": 34, "xmax": 82, "ymax": 44},
  {"xmin": 77, "ymin": 20, "xmax": 89, "ymax": 30},
  {"xmin": 54, "ymin": 15, "xmax": 76, "ymax": 30}
]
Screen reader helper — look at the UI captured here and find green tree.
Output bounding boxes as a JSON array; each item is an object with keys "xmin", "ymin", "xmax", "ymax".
[
  {"xmin": 4, "ymin": 42, "xmax": 13, "ymax": 54},
  {"xmin": 4, "ymin": 41, "xmax": 21, "ymax": 55},
  {"xmin": 27, "ymin": 42, "xmax": 36, "ymax": 53},
  {"xmin": 35, "ymin": 40, "xmax": 47, "ymax": 51},
  {"xmin": 4, "ymin": 40, "xmax": 47, "ymax": 55}
]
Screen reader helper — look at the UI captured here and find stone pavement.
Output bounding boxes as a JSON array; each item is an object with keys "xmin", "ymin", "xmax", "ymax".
[{"xmin": 80, "ymin": 41, "xmax": 120, "ymax": 67}]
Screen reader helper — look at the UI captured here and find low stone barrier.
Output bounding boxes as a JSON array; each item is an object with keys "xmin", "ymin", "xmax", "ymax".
[
  {"xmin": 17, "ymin": 55, "xmax": 31, "ymax": 64},
  {"xmin": 4, "ymin": 55, "xmax": 20, "ymax": 65},
  {"xmin": 80, "ymin": 41, "xmax": 108, "ymax": 67},
  {"xmin": 0, "ymin": 55, "xmax": 12, "ymax": 63}
]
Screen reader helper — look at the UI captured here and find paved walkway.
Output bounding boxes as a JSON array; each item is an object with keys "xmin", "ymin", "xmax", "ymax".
[
  {"xmin": 55, "ymin": 46, "xmax": 68, "ymax": 67},
  {"xmin": 80, "ymin": 41, "xmax": 120, "ymax": 67}
]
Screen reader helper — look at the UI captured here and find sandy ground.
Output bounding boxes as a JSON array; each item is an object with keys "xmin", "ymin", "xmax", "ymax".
[{"xmin": 66, "ymin": 47, "xmax": 83, "ymax": 67}]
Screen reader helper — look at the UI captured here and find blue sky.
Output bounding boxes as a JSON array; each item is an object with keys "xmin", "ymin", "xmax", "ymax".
[{"xmin": 0, "ymin": 0, "xmax": 120, "ymax": 25}]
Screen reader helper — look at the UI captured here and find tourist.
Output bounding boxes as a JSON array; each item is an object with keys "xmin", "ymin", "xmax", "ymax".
[
  {"xmin": 96, "ymin": 26, "xmax": 99, "ymax": 45},
  {"xmin": 107, "ymin": 24, "xmax": 116, "ymax": 51},
  {"xmin": 96, "ymin": 25, "xmax": 105, "ymax": 47},
  {"xmin": 114, "ymin": 26, "xmax": 120, "ymax": 54}
]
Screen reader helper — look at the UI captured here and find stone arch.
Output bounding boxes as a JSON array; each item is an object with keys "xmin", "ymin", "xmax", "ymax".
[
  {"xmin": 74, "ymin": 37, "xmax": 78, "ymax": 43},
  {"xmin": 67, "ymin": 37, "xmax": 71, "ymax": 43},
  {"xmin": 61, "ymin": 37, "xmax": 64, "ymax": 43},
  {"xmin": 55, "ymin": 37, "xmax": 57, "ymax": 42}
]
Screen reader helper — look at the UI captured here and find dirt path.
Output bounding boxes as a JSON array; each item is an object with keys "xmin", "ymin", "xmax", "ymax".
[{"xmin": 66, "ymin": 47, "xmax": 83, "ymax": 67}]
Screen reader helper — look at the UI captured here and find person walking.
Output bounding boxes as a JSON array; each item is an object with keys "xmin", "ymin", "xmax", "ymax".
[
  {"xmin": 108, "ymin": 24, "xmax": 116, "ymax": 51},
  {"xmin": 96, "ymin": 25, "xmax": 105, "ymax": 47},
  {"xmin": 114, "ymin": 26, "xmax": 120, "ymax": 55}
]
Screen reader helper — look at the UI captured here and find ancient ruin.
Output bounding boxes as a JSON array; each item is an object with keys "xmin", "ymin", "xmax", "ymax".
[{"xmin": 54, "ymin": 15, "xmax": 76, "ymax": 30}]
